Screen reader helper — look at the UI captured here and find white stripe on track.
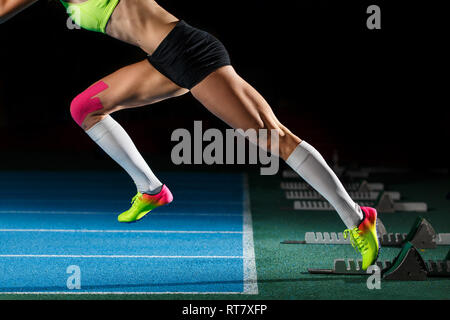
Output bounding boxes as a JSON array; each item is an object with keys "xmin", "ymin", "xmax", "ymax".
[
  {"xmin": 0, "ymin": 254, "xmax": 243, "ymax": 259},
  {"xmin": 0, "ymin": 210, "xmax": 242, "ymax": 217},
  {"xmin": 0, "ymin": 229, "xmax": 242, "ymax": 234},
  {"xmin": 242, "ymin": 174, "xmax": 258, "ymax": 295},
  {"xmin": 0, "ymin": 200, "xmax": 242, "ymax": 205},
  {"xmin": 0, "ymin": 291, "xmax": 246, "ymax": 295}
]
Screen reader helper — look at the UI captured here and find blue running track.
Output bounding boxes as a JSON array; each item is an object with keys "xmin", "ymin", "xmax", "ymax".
[{"xmin": 0, "ymin": 171, "xmax": 257, "ymax": 295}]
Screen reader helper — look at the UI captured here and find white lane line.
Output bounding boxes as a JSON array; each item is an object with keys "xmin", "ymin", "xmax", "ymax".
[
  {"xmin": 242, "ymin": 174, "xmax": 258, "ymax": 295},
  {"xmin": 0, "ymin": 211, "xmax": 242, "ymax": 217},
  {"xmin": 0, "ymin": 254, "xmax": 243, "ymax": 259},
  {"xmin": 0, "ymin": 200, "xmax": 243, "ymax": 205},
  {"xmin": 0, "ymin": 229, "xmax": 243, "ymax": 234},
  {"xmin": 0, "ymin": 210, "xmax": 106, "ymax": 215},
  {"xmin": 0, "ymin": 292, "xmax": 246, "ymax": 295}
]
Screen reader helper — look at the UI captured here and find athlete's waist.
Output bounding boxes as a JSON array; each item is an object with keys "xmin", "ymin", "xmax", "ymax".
[{"xmin": 104, "ymin": 0, "xmax": 179, "ymax": 54}]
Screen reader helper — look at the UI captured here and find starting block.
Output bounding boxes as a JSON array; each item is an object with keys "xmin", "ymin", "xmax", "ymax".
[
  {"xmin": 375, "ymin": 193, "xmax": 427, "ymax": 213},
  {"xmin": 282, "ymin": 167, "xmax": 410, "ymax": 180},
  {"xmin": 286, "ymin": 190, "xmax": 401, "ymax": 201},
  {"xmin": 282, "ymin": 217, "xmax": 388, "ymax": 245},
  {"xmin": 281, "ymin": 180, "xmax": 385, "ymax": 192},
  {"xmin": 282, "ymin": 168, "xmax": 369, "ymax": 179},
  {"xmin": 281, "ymin": 217, "xmax": 450, "ymax": 248},
  {"xmin": 292, "ymin": 192, "xmax": 427, "ymax": 213},
  {"xmin": 378, "ymin": 217, "xmax": 450, "ymax": 248},
  {"xmin": 308, "ymin": 242, "xmax": 450, "ymax": 280},
  {"xmin": 344, "ymin": 167, "xmax": 411, "ymax": 179},
  {"xmin": 293, "ymin": 200, "xmax": 374, "ymax": 211}
]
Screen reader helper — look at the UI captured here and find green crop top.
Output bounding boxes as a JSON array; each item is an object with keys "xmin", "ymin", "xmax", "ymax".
[{"xmin": 60, "ymin": 0, "xmax": 120, "ymax": 33}]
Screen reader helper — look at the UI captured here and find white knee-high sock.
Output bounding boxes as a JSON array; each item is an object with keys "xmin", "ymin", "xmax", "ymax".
[
  {"xmin": 86, "ymin": 116, "xmax": 163, "ymax": 194},
  {"xmin": 286, "ymin": 141, "xmax": 363, "ymax": 228}
]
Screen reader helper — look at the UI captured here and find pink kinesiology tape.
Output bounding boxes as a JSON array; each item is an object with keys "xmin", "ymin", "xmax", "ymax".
[{"xmin": 70, "ymin": 81, "xmax": 109, "ymax": 126}]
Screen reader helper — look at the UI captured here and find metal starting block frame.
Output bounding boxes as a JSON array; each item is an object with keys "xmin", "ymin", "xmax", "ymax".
[
  {"xmin": 282, "ymin": 167, "xmax": 411, "ymax": 180},
  {"xmin": 282, "ymin": 217, "xmax": 450, "ymax": 248},
  {"xmin": 292, "ymin": 192, "xmax": 427, "ymax": 213},
  {"xmin": 293, "ymin": 200, "xmax": 374, "ymax": 211},
  {"xmin": 282, "ymin": 169, "xmax": 368, "ymax": 179},
  {"xmin": 286, "ymin": 190, "xmax": 401, "ymax": 201},
  {"xmin": 308, "ymin": 242, "xmax": 450, "ymax": 280},
  {"xmin": 281, "ymin": 180, "xmax": 385, "ymax": 192},
  {"xmin": 308, "ymin": 259, "xmax": 392, "ymax": 276}
]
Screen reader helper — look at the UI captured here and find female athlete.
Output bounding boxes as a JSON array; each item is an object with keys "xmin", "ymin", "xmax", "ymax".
[{"xmin": 0, "ymin": 0, "xmax": 379, "ymax": 269}]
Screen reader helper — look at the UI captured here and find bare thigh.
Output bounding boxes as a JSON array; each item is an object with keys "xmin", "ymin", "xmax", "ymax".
[
  {"xmin": 191, "ymin": 66, "xmax": 301, "ymax": 160},
  {"xmin": 81, "ymin": 59, "xmax": 189, "ymax": 130}
]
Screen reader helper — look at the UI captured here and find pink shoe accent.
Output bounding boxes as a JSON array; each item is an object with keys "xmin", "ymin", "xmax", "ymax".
[
  {"xmin": 70, "ymin": 81, "xmax": 109, "ymax": 127},
  {"xmin": 359, "ymin": 206, "xmax": 377, "ymax": 232},
  {"xmin": 142, "ymin": 185, "xmax": 174, "ymax": 206}
]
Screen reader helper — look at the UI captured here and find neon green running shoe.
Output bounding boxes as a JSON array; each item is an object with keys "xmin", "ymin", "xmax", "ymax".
[
  {"xmin": 343, "ymin": 206, "xmax": 380, "ymax": 270},
  {"xmin": 118, "ymin": 185, "xmax": 173, "ymax": 223}
]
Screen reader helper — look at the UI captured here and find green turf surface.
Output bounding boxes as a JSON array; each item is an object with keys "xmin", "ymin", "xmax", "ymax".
[
  {"xmin": 249, "ymin": 171, "xmax": 450, "ymax": 300},
  {"xmin": 1, "ymin": 169, "xmax": 449, "ymax": 300}
]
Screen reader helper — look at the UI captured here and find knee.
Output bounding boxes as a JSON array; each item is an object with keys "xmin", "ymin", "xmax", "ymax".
[{"xmin": 70, "ymin": 81, "xmax": 109, "ymax": 128}]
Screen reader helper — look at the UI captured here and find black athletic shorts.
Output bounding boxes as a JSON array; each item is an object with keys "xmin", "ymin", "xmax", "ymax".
[{"xmin": 147, "ymin": 20, "xmax": 231, "ymax": 90}]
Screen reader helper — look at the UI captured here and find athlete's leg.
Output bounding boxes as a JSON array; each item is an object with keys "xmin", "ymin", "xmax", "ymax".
[
  {"xmin": 70, "ymin": 59, "xmax": 188, "ymax": 195},
  {"xmin": 79, "ymin": 60, "xmax": 188, "ymax": 131},
  {"xmin": 191, "ymin": 66, "xmax": 363, "ymax": 228}
]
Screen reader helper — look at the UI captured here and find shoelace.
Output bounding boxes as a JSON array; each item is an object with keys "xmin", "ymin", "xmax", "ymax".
[{"xmin": 343, "ymin": 228, "xmax": 368, "ymax": 254}]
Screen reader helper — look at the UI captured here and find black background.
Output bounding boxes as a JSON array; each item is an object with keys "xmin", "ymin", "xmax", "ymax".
[
  {"xmin": 0, "ymin": 299, "xmax": 447, "ymax": 317},
  {"xmin": 0, "ymin": 0, "xmax": 448, "ymax": 170}
]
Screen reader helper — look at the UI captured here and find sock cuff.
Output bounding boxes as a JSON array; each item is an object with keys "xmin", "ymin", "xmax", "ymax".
[
  {"xmin": 86, "ymin": 115, "xmax": 117, "ymax": 142},
  {"xmin": 286, "ymin": 141, "xmax": 315, "ymax": 169}
]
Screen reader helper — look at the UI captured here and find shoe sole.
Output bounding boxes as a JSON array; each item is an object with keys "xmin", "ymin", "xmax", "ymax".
[{"xmin": 118, "ymin": 201, "xmax": 173, "ymax": 224}]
